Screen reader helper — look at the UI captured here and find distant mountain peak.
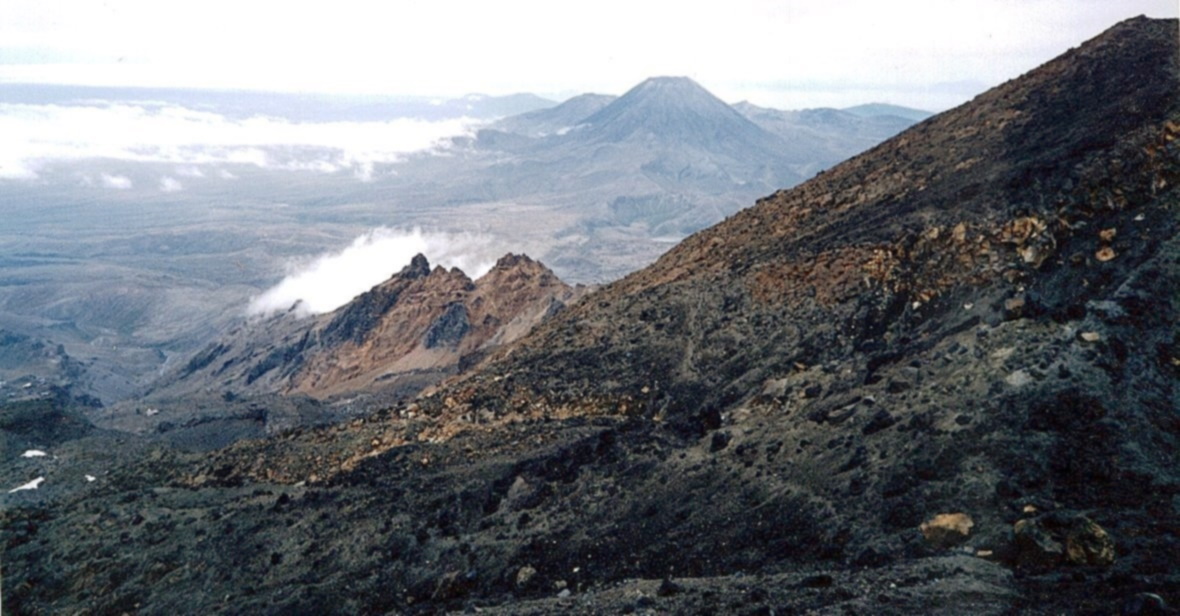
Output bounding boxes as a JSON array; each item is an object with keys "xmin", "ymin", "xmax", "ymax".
[
  {"xmin": 578, "ymin": 75, "xmax": 784, "ymax": 155},
  {"xmin": 612, "ymin": 75, "xmax": 729, "ymax": 109},
  {"xmin": 632, "ymin": 75, "xmax": 704, "ymax": 90},
  {"xmin": 478, "ymin": 253, "xmax": 563, "ymax": 290}
]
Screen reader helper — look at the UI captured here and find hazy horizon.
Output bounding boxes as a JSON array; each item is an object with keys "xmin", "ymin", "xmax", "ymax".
[{"xmin": 3, "ymin": 1, "xmax": 1175, "ymax": 112}]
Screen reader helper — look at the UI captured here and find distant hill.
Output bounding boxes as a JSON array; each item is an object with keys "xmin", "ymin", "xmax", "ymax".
[
  {"xmin": 470, "ymin": 81, "xmax": 930, "ymax": 253},
  {"xmin": 410, "ymin": 77, "xmax": 826, "ymax": 277},
  {"xmin": 448, "ymin": 92, "xmax": 557, "ymax": 119},
  {"xmin": 842, "ymin": 102, "xmax": 933, "ymax": 122},
  {"xmin": 491, "ymin": 93, "xmax": 616, "ymax": 137},
  {"xmin": 732, "ymin": 101, "xmax": 920, "ymax": 174}
]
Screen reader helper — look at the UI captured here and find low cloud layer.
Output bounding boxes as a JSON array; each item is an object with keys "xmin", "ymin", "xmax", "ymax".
[
  {"xmin": 248, "ymin": 227, "xmax": 501, "ymax": 317},
  {"xmin": 0, "ymin": 101, "xmax": 476, "ymax": 182}
]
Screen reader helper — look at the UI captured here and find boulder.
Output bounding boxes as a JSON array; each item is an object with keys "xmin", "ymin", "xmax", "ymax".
[
  {"xmin": 920, "ymin": 512, "xmax": 975, "ymax": 548},
  {"xmin": 514, "ymin": 565, "xmax": 537, "ymax": 589},
  {"xmin": 1121, "ymin": 592, "xmax": 1169, "ymax": 615},
  {"xmin": 1013, "ymin": 518, "xmax": 1065, "ymax": 567},
  {"xmin": 1063, "ymin": 517, "xmax": 1115, "ymax": 566},
  {"xmin": 1013, "ymin": 512, "xmax": 1114, "ymax": 568}
]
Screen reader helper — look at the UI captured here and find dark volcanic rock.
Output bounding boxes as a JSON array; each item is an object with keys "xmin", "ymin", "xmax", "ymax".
[
  {"xmin": 423, "ymin": 302, "xmax": 471, "ymax": 349},
  {"xmin": 467, "ymin": 16, "xmax": 1180, "ymax": 422},
  {"xmin": 415, "ymin": 15, "xmax": 1180, "ymax": 613},
  {"xmin": 321, "ymin": 253, "xmax": 435, "ymax": 348},
  {"xmin": 1014, "ymin": 511, "xmax": 1116, "ymax": 569}
]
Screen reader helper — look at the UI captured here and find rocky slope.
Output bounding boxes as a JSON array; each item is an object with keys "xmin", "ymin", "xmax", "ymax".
[
  {"xmin": 459, "ymin": 15, "xmax": 1178, "ymax": 425},
  {"xmin": 119, "ymin": 254, "xmax": 584, "ymax": 436},
  {"xmin": 2, "ymin": 16, "xmax": 1177, "ymax": 616},
  {"xmin": 434, "ymin": 15, "xmax": 1179, "ymax": 610},
  {"xmin": 284, "ymin": 252, "xmax": 581, "ymax": 399}
]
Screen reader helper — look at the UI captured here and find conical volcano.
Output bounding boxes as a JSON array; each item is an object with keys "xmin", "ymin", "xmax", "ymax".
[{"xmin": 580, "ymin": 76, "xmax": 787, "ymax": 156}]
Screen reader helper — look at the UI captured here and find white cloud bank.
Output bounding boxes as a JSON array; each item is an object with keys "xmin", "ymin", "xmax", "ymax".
[
  {"xmin": 248, "ymin": 227, "xmax": 501, "ymax": 317},
  {"xmin": 0, "ymin": 101, "xmax": 477, "ymax": 181}
]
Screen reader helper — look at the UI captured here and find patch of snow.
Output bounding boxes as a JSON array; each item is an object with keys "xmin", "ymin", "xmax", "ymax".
[
  {"xmin": 21, "ymin": 449, "xmax": 48, "ymax": 458},
  {"xmin": 9, "ymin": 476, "xmax": 45, "ymax": 493}
]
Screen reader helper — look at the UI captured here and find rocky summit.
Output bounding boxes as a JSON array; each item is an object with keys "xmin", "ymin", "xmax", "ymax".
[
  {"xmin": 165, "ymin": 253, "xmax": 578, "ymax": 398},
  {"xmin": 114, "ymin": 253, "xmax": 584, "ymax": 443},
  {"xmin": 2, "ymin": 16, "xmax": 1178, "ymax": 616}
]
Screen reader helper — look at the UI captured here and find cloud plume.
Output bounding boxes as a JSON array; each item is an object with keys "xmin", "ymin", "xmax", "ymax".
[{"xmin": 248, "ymin": 227, "xmax": 502, "ymax": 317}]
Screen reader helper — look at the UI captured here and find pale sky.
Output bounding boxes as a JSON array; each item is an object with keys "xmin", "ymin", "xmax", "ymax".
[{"xmin": 1, "ymin": 0, "xmax": 1175, "ymax": 110}]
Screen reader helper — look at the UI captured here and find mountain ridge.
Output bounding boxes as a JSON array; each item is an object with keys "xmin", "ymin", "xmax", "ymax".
[
  {"xmin": 129, "ymin": 252, "xmax": 586, "ymax": 427},
  {"xmin": 491, "ymin": 93, "xmax": 617, "ymax": 137},
  {"xmin": 457, "ymin": 14, "xmax": 1178, "ymax": 416}
]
